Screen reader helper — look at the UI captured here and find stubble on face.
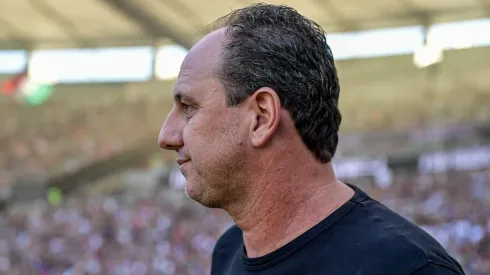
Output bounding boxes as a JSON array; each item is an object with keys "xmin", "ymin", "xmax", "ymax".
[{"xmin": 183, "ymin": 104, "xmax": 249, "ymax": 209}]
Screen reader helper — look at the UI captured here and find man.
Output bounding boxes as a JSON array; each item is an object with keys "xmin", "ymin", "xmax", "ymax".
[{"xmin": 158, "ymin": 4, "xmax": 465, "ymax": 275}]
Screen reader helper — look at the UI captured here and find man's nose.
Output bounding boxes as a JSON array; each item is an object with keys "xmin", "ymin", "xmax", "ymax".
[{"xmin": 158, "ymin": 117, "xmax": 184, "ymax": 151}]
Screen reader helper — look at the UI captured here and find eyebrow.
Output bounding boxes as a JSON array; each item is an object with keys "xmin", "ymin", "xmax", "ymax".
[{"xmin": 173, "ymin": 91, "xmax": 196, "ymax": 104}]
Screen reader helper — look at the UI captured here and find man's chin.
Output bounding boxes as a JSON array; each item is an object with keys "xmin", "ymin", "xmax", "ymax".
[
  {"xmin": 184, "ymin": 182, "xmax": 204, "ymax": 204},
  {"xmin": 184, "ymin": 184, "xmax": 221, "ymax": 209}
]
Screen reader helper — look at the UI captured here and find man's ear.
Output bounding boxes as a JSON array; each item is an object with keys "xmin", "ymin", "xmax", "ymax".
[{"xmin": 248, "ymin": 87, "xmax": 281, "ymax": 147}]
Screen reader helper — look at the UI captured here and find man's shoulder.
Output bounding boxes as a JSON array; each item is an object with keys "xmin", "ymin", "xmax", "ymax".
[{"xmin": 321, "ymin": 195, "xmax": 464, "ymax": 274}]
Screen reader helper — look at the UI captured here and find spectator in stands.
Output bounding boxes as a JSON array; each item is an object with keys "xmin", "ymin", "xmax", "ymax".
[{"xmin": 158, "ymin": 3, "xmax": 465, "ymax": 275}]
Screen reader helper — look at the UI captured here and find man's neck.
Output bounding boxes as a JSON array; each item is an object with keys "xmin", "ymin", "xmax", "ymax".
[{"xmin": 227, "ymin": 164, "xmax": 355, "ymax": 258}]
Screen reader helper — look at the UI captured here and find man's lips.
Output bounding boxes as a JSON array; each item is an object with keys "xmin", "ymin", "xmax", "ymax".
[{"xmin": 177, "ymin": 159, "xmax": 190, "ymax": 166}]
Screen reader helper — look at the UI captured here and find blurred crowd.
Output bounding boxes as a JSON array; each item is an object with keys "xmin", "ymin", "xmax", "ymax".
[
  {"xmin": 0, "ymin": 167, "xmax": 486, "ymax": 275},
  {"xmin": 0, "ymin": 101, "xmax": 164, "ymax": 187},
  {"xmin": 0, "ymin": 188, "xmax": 232, "ymax": 275}
]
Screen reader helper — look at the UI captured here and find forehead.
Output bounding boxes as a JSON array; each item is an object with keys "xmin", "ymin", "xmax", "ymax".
[{"xmin": 174, "ymin": 30, "xmax": 226, "ymax": 98}]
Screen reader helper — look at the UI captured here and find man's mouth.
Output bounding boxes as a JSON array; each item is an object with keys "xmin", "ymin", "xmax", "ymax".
[{"xmin": 177, "ymin": 158, "xmax": 190, "ymax": 166}]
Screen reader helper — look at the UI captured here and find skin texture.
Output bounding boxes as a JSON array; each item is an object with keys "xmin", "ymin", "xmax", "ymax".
[{"xmin": 158, "ymin": 29, "xmax": 354, "ymax": 258}]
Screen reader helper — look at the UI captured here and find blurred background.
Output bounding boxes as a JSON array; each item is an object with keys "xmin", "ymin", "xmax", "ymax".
[{"xmin": 0, "ymin": 0, "xmax": 490, "ymax": 274}]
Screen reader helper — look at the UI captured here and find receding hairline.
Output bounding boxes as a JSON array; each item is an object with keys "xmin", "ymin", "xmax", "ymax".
[{"xmin": 179, "ymin": 28, "xmax": 229, "ymax": 79}]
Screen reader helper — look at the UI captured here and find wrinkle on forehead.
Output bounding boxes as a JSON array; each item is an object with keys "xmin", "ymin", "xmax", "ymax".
[
  {"xmin": 177, "ymin": 68, "xmax": 202, "ymax": 84},
  {"xmin": 174, "ymin": 71, "xmax": 222, "ymax": 105}
]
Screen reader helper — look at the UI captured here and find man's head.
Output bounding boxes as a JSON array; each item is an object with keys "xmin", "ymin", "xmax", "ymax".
[{"xmin": 158, "ymin": 4, "xmax": 341, "ymax": 209}]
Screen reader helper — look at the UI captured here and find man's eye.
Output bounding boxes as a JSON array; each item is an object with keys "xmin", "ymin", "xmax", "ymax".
[{"xmin": 182, "ymin": 104, "xmax": 195, "ymax": 117}]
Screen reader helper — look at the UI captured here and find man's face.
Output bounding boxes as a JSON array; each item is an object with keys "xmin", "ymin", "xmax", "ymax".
[{"xmin": 158, "ymin": 31, "xmax": 248, "ymax": 208}]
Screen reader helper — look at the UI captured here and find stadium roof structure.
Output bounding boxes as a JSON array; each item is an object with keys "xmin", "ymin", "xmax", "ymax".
[{"xmin": 1, "ymin": 0, "xmax": 489, "ymax": 49}]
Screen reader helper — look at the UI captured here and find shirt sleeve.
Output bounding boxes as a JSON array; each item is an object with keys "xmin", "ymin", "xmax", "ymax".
[{"xmin": 410, "ymin": 263, "xmax": 464, "ymax": 275}]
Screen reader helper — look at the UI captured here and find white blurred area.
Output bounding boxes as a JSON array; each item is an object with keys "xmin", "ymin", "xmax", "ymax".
[
  {"xmin": 154, "ymin": 45, "xmax": 188, "ymax": 81},
  {"xmin": 3, "ymin": 18, "xmax": 485, "ymax": 83}
]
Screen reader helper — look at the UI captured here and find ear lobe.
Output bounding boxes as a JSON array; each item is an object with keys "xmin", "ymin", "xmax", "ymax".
[{"xmin": 249, "ymin": 88, "xmax": 281, "ymax": 148}]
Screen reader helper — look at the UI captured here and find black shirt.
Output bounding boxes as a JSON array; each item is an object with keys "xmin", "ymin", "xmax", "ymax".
[{"xmin": 211, "ymin": 184, "xmax": 465, "ymax": 275}]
